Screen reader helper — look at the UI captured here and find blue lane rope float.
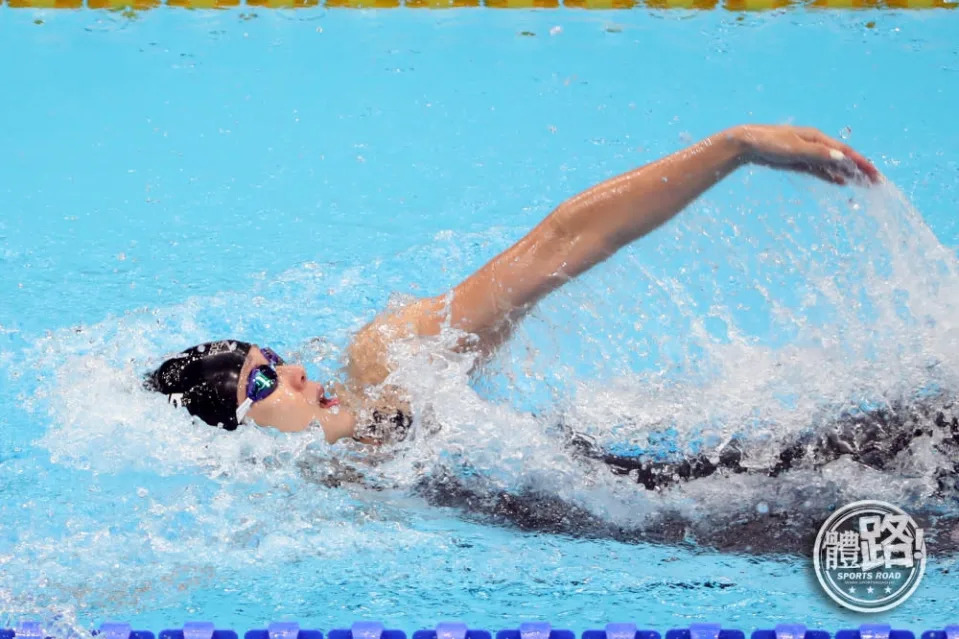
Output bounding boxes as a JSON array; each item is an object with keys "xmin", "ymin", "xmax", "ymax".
[
  {"xmin": 159, "ymin": 622, "xmax": 238, "ymax": 639},
  {"xmin": 94, "ymin": 623, "xmax": 156, "ymax": 639},
  {"xmin": 14, "ymin": 622, "xmax": 43, "ymax": 639},
  {"xmin": 594, "ymin": 623, "xmax": 658, "ymax": 639},
  {"xmin": 245, "ymin": 622, "xmax": 323, "ymax": 639},
  {"xmin": 836, "ymin": 626, "xmax": 915, "ymax": 639},
  {"xmin": 497, "ymin": 622, "xmax": 575, "ymax": 639},
  {"xmin": 753, "ymin": 625, "xmax": 818, "ymax": 639},
  {"xmin": 582, "ymin": 624, "xmax": 660, "ymax": 639},
  {"xmin": 328, "ymin": 622, "xmax": 406, "ymax": 639},
  {"xmin": 667, "ymin": 624, "xmax": 745, "ymax": 639},
  {"xmin": 4, "ymin": 622, "xmax": 959, "ymax": 639},
  {"xmin": 921, "ymin": 627, "xmax": 959, "ymax": 639},
  {"xmin": 413, "ymin": 622, "xmax": 492, "ymax": 639}
]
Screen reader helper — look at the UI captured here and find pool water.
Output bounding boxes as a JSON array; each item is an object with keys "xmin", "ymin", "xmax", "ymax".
[{"xmin": 1, "ymin": 3, "xmax": 959, "ymax": 635}]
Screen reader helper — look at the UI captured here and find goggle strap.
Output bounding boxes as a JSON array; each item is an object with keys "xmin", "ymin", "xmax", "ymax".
[{"xmin": 236, "ymin": 397, "xmax": 253, "ymax": 424}]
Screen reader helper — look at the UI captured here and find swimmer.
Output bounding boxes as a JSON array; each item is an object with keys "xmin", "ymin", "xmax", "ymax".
[{"xmin": 146, "ymin": 124, "xmax": 880, "ymax": 446}]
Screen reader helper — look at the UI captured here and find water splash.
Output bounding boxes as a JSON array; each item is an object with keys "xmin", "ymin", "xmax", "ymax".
[
  {"xmin": 362, "ymin": 180, "xmax": 959, "ymax": 549},
  {"xmin": 21, "ymin": 181, "xmax": 959, "ymax": 524},
  {"xmin": 3, "ymin": 180, "xmax": 959, "ymax": 628}
]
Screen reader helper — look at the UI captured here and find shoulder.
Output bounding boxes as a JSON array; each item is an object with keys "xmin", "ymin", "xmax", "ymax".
[{"xmin": 345, "ymin": 296, "xmax": 447, "ymax": 387}]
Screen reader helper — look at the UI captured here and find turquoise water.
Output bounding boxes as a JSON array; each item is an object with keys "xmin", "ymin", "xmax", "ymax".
[{"xmin": 2, "ymin": 5, "xmax": 959, "ymax": 635}]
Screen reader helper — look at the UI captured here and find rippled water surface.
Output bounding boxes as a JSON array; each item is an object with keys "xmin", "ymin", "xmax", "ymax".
[{"xmin": 1, "ymin": 5, "xmax": 959, "ymax": 634}]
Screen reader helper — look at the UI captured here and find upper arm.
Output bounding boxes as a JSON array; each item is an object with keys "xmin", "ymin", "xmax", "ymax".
[
  {"xmin": 345, "ymin": 296, "xmax": 446, "ymax": 387},
  {"xmin": 345, "ymin": 209, "xmax": 617, "ymax": 386},
  {"xmin": 444, "ymin": 212, "xmax": 612, "ymax": 347}
]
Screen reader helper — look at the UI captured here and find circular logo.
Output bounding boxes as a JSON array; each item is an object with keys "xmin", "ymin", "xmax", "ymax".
[{"xmin": 813, "ymin": 500, "xmax": 926, "ymax": 613}]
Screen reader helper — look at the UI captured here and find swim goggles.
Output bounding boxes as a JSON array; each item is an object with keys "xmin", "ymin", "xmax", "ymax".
[{"xmin": 235, "ymin": 347, "xmax": 285, "ymax": 424}]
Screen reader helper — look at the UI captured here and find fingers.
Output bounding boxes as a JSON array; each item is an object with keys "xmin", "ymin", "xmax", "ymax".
[
  {"xmin": 808, "ymin": 165, "xmax": 847, "ymax": 186},
  {"xmin": 781, "ymin": 161, "xmax": 847, "ymax": 186},
  {"xmin": 788, "ymin": 137, "xmax": 874, "ymax": 187},
  {"xmin": 845, "ymin": 149, "xmax": 881, "ymax": 184},
  {"xmin": 763, "ymin": 137, "xmax": 847, "ymax": 185},
  {"xmin": 741, "ymin": 123, "xmax": 881, "ymax": 187},
  {"xmin": 796, "ymin": 127, "xmax": 881, "ymax": 184}
]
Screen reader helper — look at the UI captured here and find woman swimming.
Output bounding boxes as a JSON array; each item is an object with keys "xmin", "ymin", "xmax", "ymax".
[{"xmin": 147, "ymin": 124, "xmax": 880, "ymax": 448}]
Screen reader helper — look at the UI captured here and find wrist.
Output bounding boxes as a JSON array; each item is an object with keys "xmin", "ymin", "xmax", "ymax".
[
  {"xmin": 692, "ymin": 127, "xmax": 749, "ymax": 176},
  {"xmin": 721, "ymin": 125, "xmax": 753, "ymax": 166}
]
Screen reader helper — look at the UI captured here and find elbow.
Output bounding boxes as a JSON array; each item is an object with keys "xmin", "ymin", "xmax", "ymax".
[{"xmin": 548, "ymin": 204, "xmax": 620, "ymax": 265}]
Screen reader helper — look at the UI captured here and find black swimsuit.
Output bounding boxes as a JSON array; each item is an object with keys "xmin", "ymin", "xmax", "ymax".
[
  {"xmin": 414, "ymin": 396, "xmax": 959, "ymax": 554},
  {"xmin": 575, "ymin": 398, "xmax": 959, "ymax": 495},
  {"xmin": 357, "ymin": 407, "xmax": 413, "ymax": 442}
]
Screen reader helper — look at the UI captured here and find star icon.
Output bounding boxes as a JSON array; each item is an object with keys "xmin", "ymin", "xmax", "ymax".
[
  {"xmin": 849, "ymin": 586, "xmax": 857, "ymax": 594},
  {"xmin": 885, "ymin": 586, "xmax": 893, "ymax": 594},
  {"xmin": 867, "ymin": 587, "xmax": 874, "ymax": 594}
]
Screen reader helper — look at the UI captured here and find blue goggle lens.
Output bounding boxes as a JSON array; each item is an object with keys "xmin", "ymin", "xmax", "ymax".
[{"xmin": 246, "ymin": 366, "xmax": 279, "ymax": 402}]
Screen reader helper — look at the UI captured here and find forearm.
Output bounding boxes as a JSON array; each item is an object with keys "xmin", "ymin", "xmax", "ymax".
[{"xmin": 548, "ymin": 127, "xmax": 747, "ymax": 261}]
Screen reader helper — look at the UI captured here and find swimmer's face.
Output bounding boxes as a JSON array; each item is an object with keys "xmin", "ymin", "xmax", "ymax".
[{"xmin": 235, "ymin": 346, "xmax": 353, "ymax": 442}]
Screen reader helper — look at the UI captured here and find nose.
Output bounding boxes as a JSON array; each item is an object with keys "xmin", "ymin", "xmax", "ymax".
[{"xmin": 278, "ymin": 365, "xmax": 308, "ymax": 392}]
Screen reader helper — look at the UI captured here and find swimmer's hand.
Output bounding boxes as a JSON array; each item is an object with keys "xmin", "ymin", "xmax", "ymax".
[{"xmin": 733, "ymin": 124, "xmax": 881, "ymax": 185}]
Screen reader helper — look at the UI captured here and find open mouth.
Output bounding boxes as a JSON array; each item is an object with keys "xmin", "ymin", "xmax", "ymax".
[{"xmin": 317, "ymin": 387, "xmax": 339, "ymax": 408}]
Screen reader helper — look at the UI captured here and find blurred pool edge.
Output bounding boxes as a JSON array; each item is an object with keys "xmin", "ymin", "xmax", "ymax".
[{"xmin": 1, "ymin": 0, "xmax": 955, "ymax": 11}]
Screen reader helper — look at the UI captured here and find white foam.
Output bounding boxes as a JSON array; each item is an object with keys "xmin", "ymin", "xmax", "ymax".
[{"xmin": 11, "ymin": 180, "xmax": 959, "ymax": 557}]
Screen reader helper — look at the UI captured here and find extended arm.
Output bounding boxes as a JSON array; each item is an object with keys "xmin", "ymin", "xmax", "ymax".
[{"xmin": 347, "ymin": 124, "xmax": 879, "ymax": 385}]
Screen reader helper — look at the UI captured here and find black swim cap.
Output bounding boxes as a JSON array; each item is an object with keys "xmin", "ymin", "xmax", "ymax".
[{"xmin": 144, "ymin": 340, "xmax": 252, "ymax": 430}]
